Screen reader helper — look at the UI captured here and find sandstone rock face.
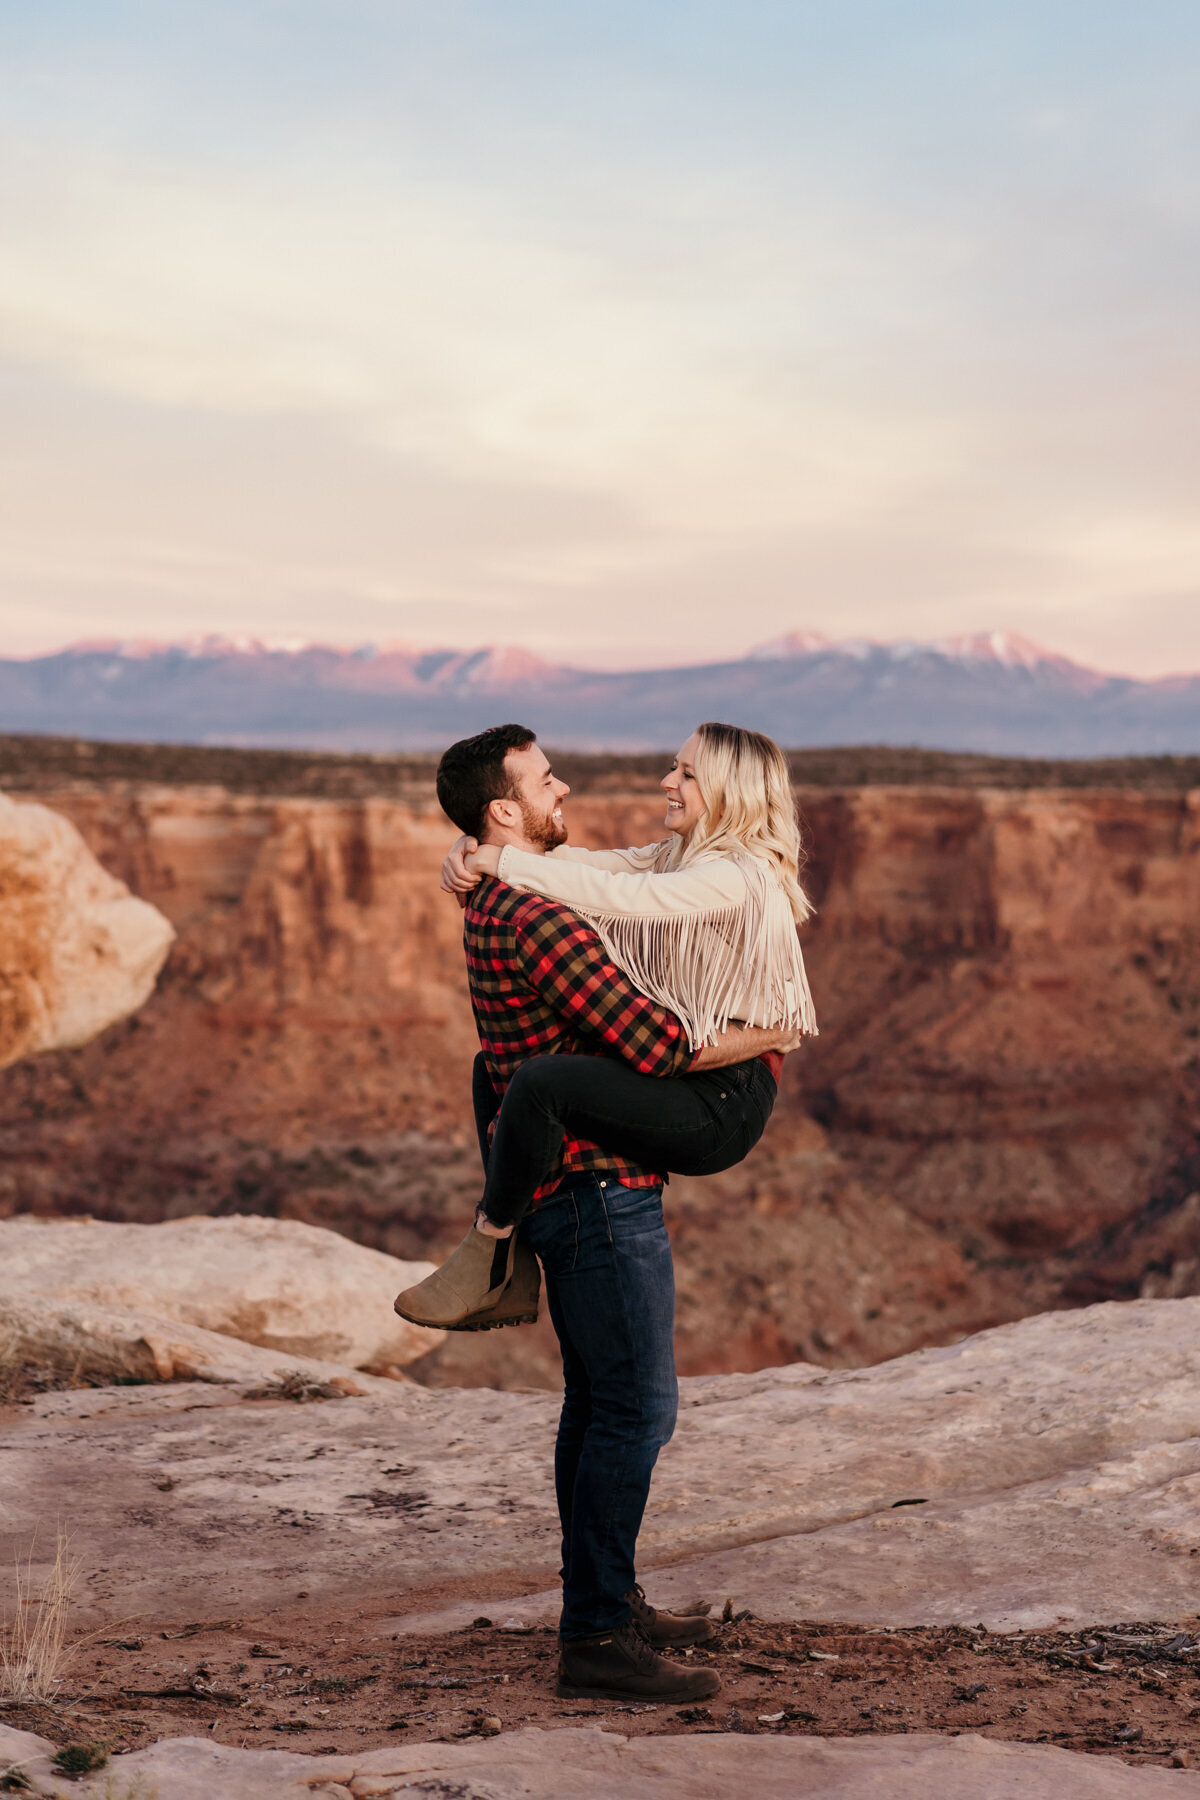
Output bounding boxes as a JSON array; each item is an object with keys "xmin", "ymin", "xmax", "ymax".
[
  {"xmin": 0, "ymin": 781, "xmax": 1197, "ymax": 1385},
  {"xmin": 0, "ymin": 1290, "xmax": 399, "ymax": 1392},
  {"xmin": 0, "ymin": 1215, "xmax": 440, "ymax": 1370},
  {"xmin": 2, "ymin": 1723, "xmax": 1195, "ymax": 1800},
  {"xmin": 0, "ymin": 791, "xmax": 173, "ymax": 1069},
  {"xmin": 4, "ymin": 1298, "xmax": 1200, "ymax": 1634},
  {"xmin": 797, "ymin": 786, "xmax": 1200, "ymax": 1266}
]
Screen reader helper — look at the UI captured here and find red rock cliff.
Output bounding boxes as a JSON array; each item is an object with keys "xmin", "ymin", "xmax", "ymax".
[{"xmin": 2, "ymin": 782, "xmax": 1197, "ymax": 1388}]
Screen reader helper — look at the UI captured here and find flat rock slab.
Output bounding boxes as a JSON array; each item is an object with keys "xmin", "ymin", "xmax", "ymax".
[
  {"xmin": 4, "ymin": 1725, "xmax": 1199, "ymax": 1800},
  {"xmin": 4, "ymin": 1299, "xmax": 1200, "ymax": 1629}
]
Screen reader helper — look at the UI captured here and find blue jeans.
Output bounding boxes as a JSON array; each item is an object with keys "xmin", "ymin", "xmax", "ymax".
[{"xmin": 519, "ymin": 1174, "xmax": 678, "ymax": 1640}]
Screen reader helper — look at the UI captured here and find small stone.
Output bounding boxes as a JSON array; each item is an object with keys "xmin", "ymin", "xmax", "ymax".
[
  {"xmin": 478, "ymin": 1715, "xmax": 503, "ymax": 1736},
  {"xmin": 1170, "ymin": 1748, "xmax": 1192, "ymax": 1768}
]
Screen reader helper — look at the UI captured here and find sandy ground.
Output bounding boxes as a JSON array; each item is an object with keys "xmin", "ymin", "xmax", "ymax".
[{"xmin": 6, "ymin": 1597, "xmax": 1200, "ymax": 1776}]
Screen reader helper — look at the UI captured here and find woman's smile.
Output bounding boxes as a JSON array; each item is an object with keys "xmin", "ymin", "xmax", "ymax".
[{"xmin": 661, "ymin": 731, "xmax": 705, "ymax": 835}]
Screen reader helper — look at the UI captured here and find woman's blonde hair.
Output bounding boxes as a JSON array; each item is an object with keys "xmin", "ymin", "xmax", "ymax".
[{"xmin": 658, "ymin": 722, "xmax": 812, "ymax": 924}]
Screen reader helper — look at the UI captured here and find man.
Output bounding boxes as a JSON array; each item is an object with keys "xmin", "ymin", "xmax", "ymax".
[{"xmin": 398, "ymin": 724, "xmax": 792, "ymax": 1704}]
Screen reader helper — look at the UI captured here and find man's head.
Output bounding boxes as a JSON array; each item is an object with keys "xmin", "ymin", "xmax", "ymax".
[{"xmin": 436, "ymin": 724, "xmax": 570, "ymax": 852}]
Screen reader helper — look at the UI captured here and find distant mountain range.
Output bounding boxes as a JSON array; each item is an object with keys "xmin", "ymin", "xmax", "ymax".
[{"xmin": 1, "ymin": 630, "xmax": 1197, "ymax": 755}]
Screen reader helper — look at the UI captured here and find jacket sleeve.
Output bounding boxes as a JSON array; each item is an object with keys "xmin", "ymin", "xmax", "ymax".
[
  {"xmin": 496, "ymin": 845, "xmax": 747, "ymax": 918},
  {"xmin": 543, "ymin": 842, "xmax": 663, "ymax": 874}
]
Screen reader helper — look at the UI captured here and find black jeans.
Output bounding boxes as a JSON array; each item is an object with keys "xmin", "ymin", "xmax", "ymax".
[{"xmin": 473, "ymin": 1052, "xmax": 777, "ymax": 1229}]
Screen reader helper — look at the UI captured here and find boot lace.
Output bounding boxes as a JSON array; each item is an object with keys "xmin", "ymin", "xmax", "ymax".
[
  {"xmin": 614, "ymin": 1620, "xmax": 659, "ymax": 1672},
  {"xmin": 626, "ymin": 1582, "xmax": 657, "ymax": 1629}
]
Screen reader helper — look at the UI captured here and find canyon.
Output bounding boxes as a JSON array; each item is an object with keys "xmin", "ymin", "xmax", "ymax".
[{"xmin": 1, "ymin": 755, "xmax": 1198, "ymax": 1390}]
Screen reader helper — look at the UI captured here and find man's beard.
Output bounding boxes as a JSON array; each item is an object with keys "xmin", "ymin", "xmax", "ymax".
[{"xmin": 519, "ymin": 797, "xmax": 568, "ymax": 852}]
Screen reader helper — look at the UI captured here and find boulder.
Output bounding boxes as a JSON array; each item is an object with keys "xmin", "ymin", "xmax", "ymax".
[
  {"xmin": 0, "ymin": 1290, "xmax": 400, "ymax": 1393},
  {"xmin": 0, "ymin": 1215, "xmax": 442, "ymax": 1370},
  {"xmin": 2, "ymin": 1723, "xmax": 1197, "ymax": 1800},
  {"xmin": 0, "ymin": 791, "xmax": 173, "ymax": 1068}
]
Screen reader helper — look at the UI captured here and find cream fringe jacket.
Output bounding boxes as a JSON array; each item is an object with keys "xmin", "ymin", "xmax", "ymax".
[{"xmin": 494, "ymin": 840, "xmax": 818, "ymax": 1051}]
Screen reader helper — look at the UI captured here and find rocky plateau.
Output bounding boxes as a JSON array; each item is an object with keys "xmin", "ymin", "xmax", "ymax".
[{"xmin": 6, "ymin": 1294, "xmax": 1200, "ymax": 1796}]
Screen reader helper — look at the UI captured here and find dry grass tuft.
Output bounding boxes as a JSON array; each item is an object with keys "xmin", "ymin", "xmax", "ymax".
[
  {"xmin": 0, "ymin": 1529, "xmax": 79, "ymax": 1706},
  {"xmin": 0, "ymin": 1321, "xmax": 20, "ymax": 1407},
  {"xmin": 52, "ymin": 1743, "xmax": 108, "ymax": 1777}
]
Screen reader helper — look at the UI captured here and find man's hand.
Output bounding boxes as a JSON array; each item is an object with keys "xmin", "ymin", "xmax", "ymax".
[
  {"xmin": 692, "ymin": 1023, "xmax": 804, "ymax": 1068},
  {"xmin": 441, "ymin": 835, "xmax": 481, "ymax": 895}
]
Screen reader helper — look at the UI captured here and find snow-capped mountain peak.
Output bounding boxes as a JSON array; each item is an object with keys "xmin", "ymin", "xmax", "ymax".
[
  {"xmin": 747, "ymin": 630, "xmax": 834, "ymax": 660},
  {"xmin": 933, "ymin": 630, "xmax": 1058, "ymax": 669}
]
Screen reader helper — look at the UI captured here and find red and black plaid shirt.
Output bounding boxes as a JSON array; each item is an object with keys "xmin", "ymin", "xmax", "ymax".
[{"xmin": 464, "ymin": 875, "xmax": 696, "ymax": 1203}]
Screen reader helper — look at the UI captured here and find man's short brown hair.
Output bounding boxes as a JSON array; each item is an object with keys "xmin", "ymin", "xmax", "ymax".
[{"xmin": 436, "ymin": 723, "xmax": 537, "ymax": 839}]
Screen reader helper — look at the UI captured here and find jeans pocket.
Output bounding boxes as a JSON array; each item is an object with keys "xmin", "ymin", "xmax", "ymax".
[{"xmin": 600, "ymin": 1182, "xmax": 665, "ymax": 1240}]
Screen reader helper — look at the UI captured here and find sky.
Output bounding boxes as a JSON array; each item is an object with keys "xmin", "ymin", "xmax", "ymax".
[{"xmin": 1, "ymin": 2, "xmax": 1198, "ymax": 676}]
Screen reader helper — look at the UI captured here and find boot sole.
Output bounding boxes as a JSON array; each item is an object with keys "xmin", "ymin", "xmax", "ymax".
[
  {"xmin": 393, "ymin": 1288, "xmax": 511, "ymax": 1329},
  {"xmin": 444, "ymin": 1308, "xmax": 539, "ymax": 1333},
  {"xmin": 555, "ymin": 1673, "xmax": 721, "ymax": 1703},
  {"xmin": 393, "ymin": 1231, "xmax": 522, "ymax": 1330}
]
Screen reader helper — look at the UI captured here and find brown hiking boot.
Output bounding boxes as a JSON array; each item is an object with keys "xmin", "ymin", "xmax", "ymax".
[
  {"xmin": 626, "ymin": 1583, "xmax": 714, "ymax": 1646},
  {"xmin": 556, "ymin": 1623, "xmax": 721, "ymax": 1703},
  {"xmin": 394, "ymin": 1229, "xmax": 540, "ymax": 1331}
]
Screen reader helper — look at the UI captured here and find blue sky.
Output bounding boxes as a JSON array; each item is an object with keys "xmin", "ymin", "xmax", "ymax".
[{"xmin": 2, "ymin": 1, "xmax": 1198, "ymax": 673}]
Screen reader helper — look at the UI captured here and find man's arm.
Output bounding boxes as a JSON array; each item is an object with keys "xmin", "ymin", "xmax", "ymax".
[
  {"xmin": 514, "ymin": 899, "xmax": 695, "ymax": 1077},
  {"xmin": 692, "ymin": 1023, "xmax": 802, "ymax": 1067}
]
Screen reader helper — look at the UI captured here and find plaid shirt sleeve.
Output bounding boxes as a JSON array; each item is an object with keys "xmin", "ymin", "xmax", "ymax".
[{"xmin": 512, "ymin": 897, "xmax": 695, "ymax": 1077}]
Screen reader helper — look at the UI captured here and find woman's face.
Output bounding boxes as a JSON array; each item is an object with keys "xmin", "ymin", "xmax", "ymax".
[{"xmin": 661, "ymin": 732, "xmax": 706, "ymax": 836}]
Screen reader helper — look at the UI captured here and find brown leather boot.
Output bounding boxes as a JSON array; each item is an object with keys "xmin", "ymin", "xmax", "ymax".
[
  {"xmin": 626, "ymin": 1584, "xmax": 714, "ymax": 1646},
  {"xmin": 446, "ymin": 1238, "xmax": 540, "ymax": 1332},
  {"xmin": 394, "ymin": 1225, "xmax": 522, "ymax": 1329},
  {"xmin": 556, "ymin": 1623, "xmax": 721, "ymax": 1703}
]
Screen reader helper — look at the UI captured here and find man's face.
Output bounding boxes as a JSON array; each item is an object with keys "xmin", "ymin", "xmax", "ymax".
[{"xmin": 504, "ymin": 743, "xmax": 570, "ymax": 851}]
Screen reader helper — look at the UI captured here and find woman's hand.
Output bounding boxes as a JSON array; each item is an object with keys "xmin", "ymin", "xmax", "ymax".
[
  {"xmin": 466, "ymin": 843, "xmax": 501, "ymax": 878},
  {"xmin": 441, "ymin": 836, "xmax": 481, "ymax": 894},
  {"xmin": 440, "ymin": 838, "xmax": 503, "ymax": 900}
]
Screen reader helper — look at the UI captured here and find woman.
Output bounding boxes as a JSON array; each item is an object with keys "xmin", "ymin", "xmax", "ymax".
[{"xmin": 400, "ymin": 722, "xmax": 817, "ymax": 1330}]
